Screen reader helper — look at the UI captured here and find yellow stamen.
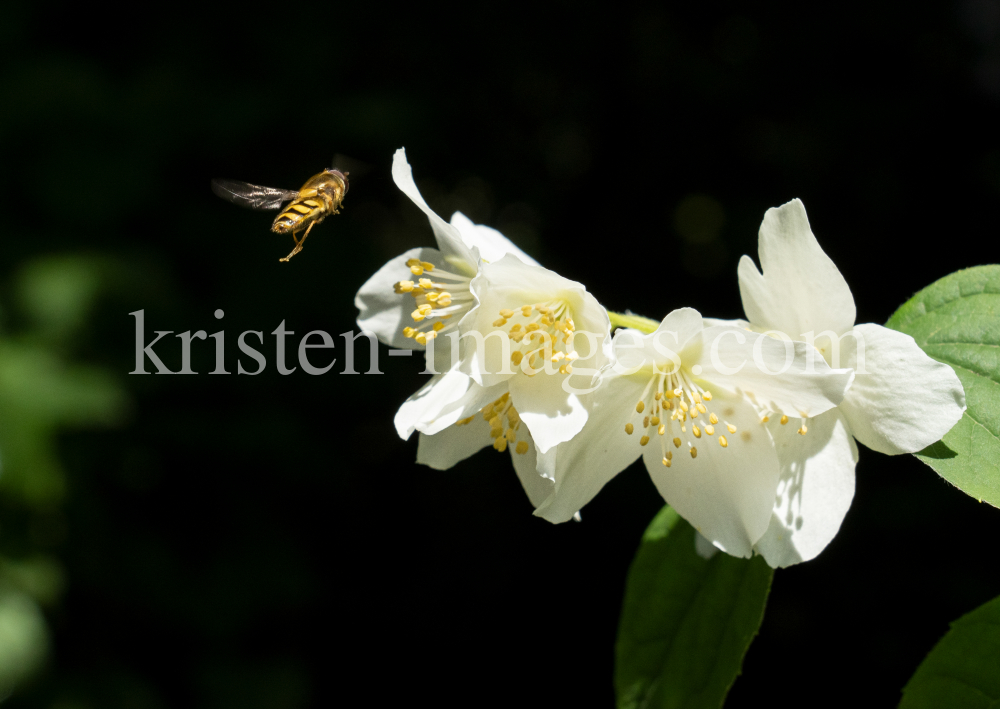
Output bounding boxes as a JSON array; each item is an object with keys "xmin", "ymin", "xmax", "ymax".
[
  {"xmin": 709, "ymin": 413, "xmax": 719, "ymax": 425},
  {"xmin": 780, "ymin": 414, "xmax": 789, "ymax": 425},
  {"xmin": 727, "ymin": 424, "xmax": 737, "ymax": 434},
  {"xmin": 640, "ymin": 435, "xmax": 650, "ymax": 446},
  {"xmin": 636, "ymin": 401, "xmax": 645, "ymax": 414},
  {"xmin": 690, "ymin": 447, "xmax": 698, "ymax": 459},
  {"xmin": 625, "ymin": 423, "xmax": 634, "ymax": 435},
  {"xmin": 693, "ymin": 425, "xmax": 702, "ymax": 439},
  {"xmin": 705, "ymin": 425, "xmax": 715, "ymax": 435},
  {"xmin": 798, "ymin": 425, "xmax": 808, "ymax": 435},
  {"xmin": 719, "ymin": 435, "xmax": 728, "ymax": 448}
]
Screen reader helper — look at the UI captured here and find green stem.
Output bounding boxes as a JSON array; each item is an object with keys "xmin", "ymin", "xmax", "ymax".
[{"xmin": 607, "ymin": 311, "xmax": 660, "ymax": 334}]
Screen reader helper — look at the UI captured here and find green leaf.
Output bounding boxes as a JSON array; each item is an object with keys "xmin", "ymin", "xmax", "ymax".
[
  {"xmin": 885, "ymin": 265, "xmax": 1000, "ymax": 507},
  {"xmin": 615, "ymin": 507, "xmax": 773, "ymax": 709},
  {"xmin": 899, "ymin": 594, "xmax": 1000, "ymax": 708}
]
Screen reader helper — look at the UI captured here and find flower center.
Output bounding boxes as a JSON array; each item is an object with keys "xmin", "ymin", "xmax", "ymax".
[
  {"xmin": 624, "ymin": 368, "xmax": 737, "ymax": 467},
  {"xmin": 492, "ymin": 299, "xmax": 579, "ymax": 375},
  {"xmin": 394, "ymin": 259, "xmax": 474, "ymax": 345},
  {"xmin": 455, "ymin": 391, "xmax": 531, "ymax": 455}
]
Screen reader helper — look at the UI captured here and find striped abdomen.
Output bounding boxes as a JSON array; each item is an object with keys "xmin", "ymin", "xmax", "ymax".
[{"xmin": 271, "ymin": 191, "xmax": 328, "ymax": 235}]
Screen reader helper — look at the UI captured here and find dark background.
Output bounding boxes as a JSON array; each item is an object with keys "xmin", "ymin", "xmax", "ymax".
[{"xmin": 0, "ymin": 1, "xmax": 998, "ymax": 707}]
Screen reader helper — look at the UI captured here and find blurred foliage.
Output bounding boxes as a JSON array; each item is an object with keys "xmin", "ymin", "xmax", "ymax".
[{"xmin": 0, "ymin": 255, "xmax": 127, "ymax": 699}]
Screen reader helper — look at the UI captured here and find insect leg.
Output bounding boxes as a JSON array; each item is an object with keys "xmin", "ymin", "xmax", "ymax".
[{"xmin": 279, "ymin": 221, "xmax": 317, "ymax": 262}]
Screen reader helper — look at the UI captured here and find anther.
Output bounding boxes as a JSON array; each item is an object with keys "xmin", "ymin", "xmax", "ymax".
[
  {"xmin": 719, "ymin": 435, "xmax": 728, "ymax": 448},
  {"xmin": 705, "ymin": 425, "xmax": 714, "ymax": 435},
  {"xmin": 636, "ymin": 401, "xmax": 645, "ymax": 414},
  {"xmin": 499, "ymin": 309, "xmax": 514, "ymax": 319},
  {"xmin": 511, "ymin": 351, "xmax": 524, "ymax": 365},
  {"xmin": 690, "ymin": 447, "xmax": 698, "ymax": 459},
  {"xmin": 493, "ymin": 317, "xmax": 507, "ymax": 327},
  {"xmin": 693, "ymin": 425, "xmax": 702, "ymax": 438},
  {"xmin": 696, "ymin": 403, "xmax": 707, "ymax": 414},
  {"xmin": 643, "ymin": 416, "xmax": 650, "ymax": 428},
  {"xmin": 624, "ymin": 423, "xmax": 634, "ymax": 435},
  {"xmin": 709, "ymin": 413, "xmax": 719, "ymax": 425},
  {"xmin": 780, "ymin": 415, "xmax": 789, "ymax": 425},
  {"xmin": 727, "ymin": 424, "xmax": 737, "ymax": 434},
  {"xmin": 433, "ymin": 322, "xmax": 445, "ymax": 332},
  {"xmin": 420, "ymin": 261, "xmax": 435, "ymax": 272},
  {"xmin": 662, "ymin": 457, "xmax": 671, "ymax": 467},
  {"xmin": 761, "ymin": 415, "xmax": 770, "ymax": 423},
  {"xmin": 515, "ymin": 441, "xmax": 529, "ymax": 455},
  {"xmin": 798, "ymin": 425, "xmax": 808, "ymax": 435},
  {"xmin": 673, "ymin": 437, "xmax": 682, "ymax": 448},
  {"xmin": 658, "ymin": 424, "xmax": 666, "ymax": 436},
  {"xmin": 494, "ymin": 436, "xmax": 508, "ymax": 452},
  {"xmin": 640, "ymin": 435, "xmax": 650, "ymax": 446}
]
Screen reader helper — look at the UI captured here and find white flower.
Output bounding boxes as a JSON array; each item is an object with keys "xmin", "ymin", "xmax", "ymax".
[
  {"xmin": 737, "ymin": 198, "xmax": 966, "ymax": 567},
  {"xmin": 412, "ymin": 253, "xmax": 613, "ymax": 499},
  {"xmin": 355, "ymin": 148, "xmax": 611, "ymax": 507},
  {"xmin": 355, "ymin": 148, "xmax": 536, "ymax": 434},
  {"xmin": 356, "ymin": 148, "xmax": 536, "ymax": 368},
  {"xmin": 533, "ymin": 308, "xmax": 854, "ymax": 558}
]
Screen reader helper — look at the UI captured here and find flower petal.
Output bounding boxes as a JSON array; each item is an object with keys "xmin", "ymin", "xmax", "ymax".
[
  {"xmin": 392, "ymin": 148, "xmax": 477, "ymax": 272},
  {"xmin": 395, "ymin": 369, "xmax": 504, "ymax": 440},
  {"xmin": 355, "ymin": 247, "xmax": 446, "ymax": 349},
  {"xmin": 838, "ymin": 323, "xmax": 966, "ymax": 454},
  {"xmin": 509, "ymin": 427, "xmax": 556, "ymax": 508},
  {"xmin": 416, "ymin": 418, "xmax": 493, "ymax": 470},
  {"xmin": 450, "ymin": 211, "xmax": 539, "ymax": 267},
  {"xmin": 509, "ymin": 370, "xmax": 590, "ymax": 454},
  {"xmin": 463, "ymin": 254, "xmax": 611, "ymax": 387},
  {"xmin": 644, "ymin": 391, "xmax": 781, "ymax": 558},
  {"xmin": 753, "ymin": 409, "xmax": 858, "ymax": 567},
  {"xmin": 738, "ymin": 199, "xmax": 856, "ymax": 339},
  {"xmin": 613, "ymin": 308, "xmax": 704, "ymax": 372},
  {"xmin": 533, "ymin": 372, "xmax": 647, "ymax": 523},
  {"xmin": 692, "ymin": 325, "xmax": 854, "ymax": 419}
]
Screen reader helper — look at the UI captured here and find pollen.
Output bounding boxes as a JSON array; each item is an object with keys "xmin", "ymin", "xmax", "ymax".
[{"xmin": 625, "ymin": 423, "xmax": 634, "ymax": 435}]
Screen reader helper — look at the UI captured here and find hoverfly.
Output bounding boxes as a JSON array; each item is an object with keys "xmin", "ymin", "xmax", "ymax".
[{"xmin": 211, "ymin": 167, "xmax": 349, "ymax": 262}]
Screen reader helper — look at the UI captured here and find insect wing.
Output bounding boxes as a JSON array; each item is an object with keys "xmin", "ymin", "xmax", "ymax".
[{"xmin": 211, "ymin": 179, "xmax": 299, "ymax": 211}]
